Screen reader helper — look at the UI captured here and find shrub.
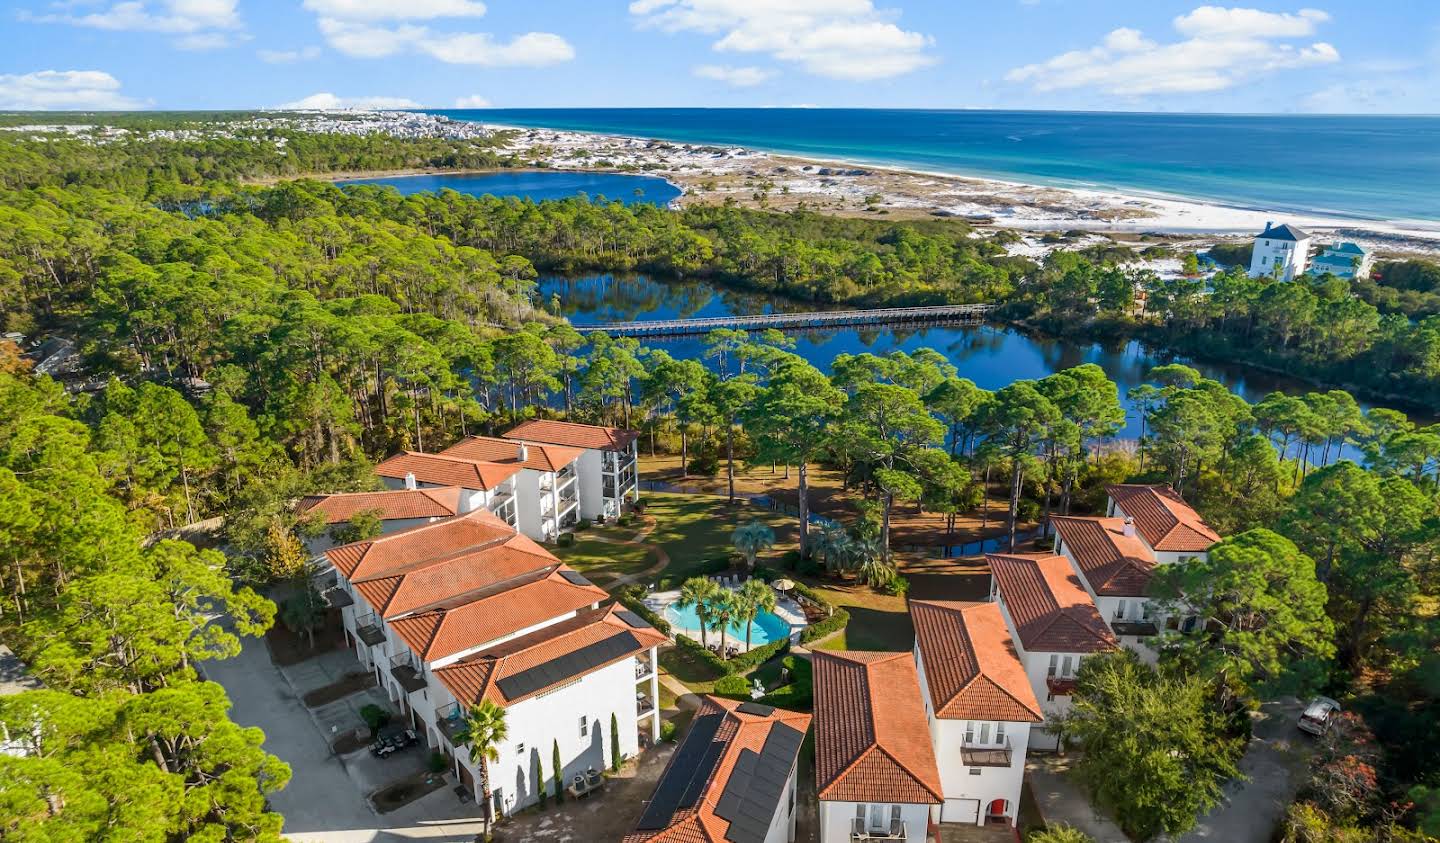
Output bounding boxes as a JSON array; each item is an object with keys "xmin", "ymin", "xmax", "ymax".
[
  {"xmin": 726, "ymin": 638, "xmax": 790, "ymax": 674},
  {"xmin": 1026, "ymin": 825, "xmax": 1097, "ymax": 843},
  {"xmin": 611, "ymin": 712, "xmax": 621, "ymax": 772},
  {"xmin": 660, "ymin": 720, "xmax": 678, "ymax": 742},
  {"xmin": 617, "ymin": 585, "xmax": 672, "ymax": 636},
  {"xmin": 757, "ymin": 656, "xmax": 813, "ymax": 709},
  {"xmin": 428, "ymin": 751, "xmax": 446, "ymax": 773},
  {"xmin": 879, "ymin": 572, "xmax": 910, "ymax": 596},
  {"xmin": 800, "ymin": 608, "xmax": 849, "ymax": 645},
  {"xmin": 714, "ymin": 674, "xmax": 750, "ymax": 697},
  {"xmin": 574, "ymin": 518, "xmax": 591, "ymax": 531},
  {"xmin": 359, "ymin": 704, "xmax": 390, "ymax": 736},
  {"xmin": 557, "ymin": 532, "xmax": 575, "ymax": 547},
  {"xmin": 780, "ymin": 549, "xmax": 801, "ymax": 571},
  {"xmin": 675, "ymin": 633, "xmax": 732, "ymax": 675}
]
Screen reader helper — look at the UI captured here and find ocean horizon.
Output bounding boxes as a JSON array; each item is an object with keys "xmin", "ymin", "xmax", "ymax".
[{"xmin": 430, "ymin": 108, "xmax": 1440, "ymax": 224}]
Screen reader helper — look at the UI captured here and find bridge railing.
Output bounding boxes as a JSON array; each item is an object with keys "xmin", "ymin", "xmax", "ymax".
[{"xmin": 573, "ymin": 303, "xmax": 995, "ymax": 335}]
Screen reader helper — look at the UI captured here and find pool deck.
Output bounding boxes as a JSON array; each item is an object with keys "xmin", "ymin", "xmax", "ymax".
[{"xmin": 646, "ymin": 586, "xmax": 808, "ymax": 652}]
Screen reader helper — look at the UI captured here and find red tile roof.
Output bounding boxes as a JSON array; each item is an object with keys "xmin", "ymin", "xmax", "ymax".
[
  {"xmin": 624, "ymin": 696, "xmax": 812, "ymax": 843},
  {"xmin": 353, "ymin": 532, "xmax": 562, "ymax": 618},
  {"xmin": 433, "ymin": 605, "xmax": 667, "ymax": 708},
  {"xmin": 987, "ymin": 554, "xmax": 1118, "ymax": 654},
  {"xmin": 374, "ymin": 452, "xmax": 520, "ymax": 490},
  {"xmin": 910, "ymin": 601, "xmax": 1044, "ymax": 723},
  {"xmin": 1106, "ymin": 484, "xmax": 1219, "ymax": 552},
  {"xmin": 812, "ymin": 651, "xmax": 943, "ymax": 804},
  {"xmin": 298, "ymin": 487, "xmax": 462, "ymax": 524},
  {"xmin": 323, "ymin": 508, "xmax": 519, "ymax": 581},
  {"xmin": 504, "ymin": 419, "xmax": 639, "ymax": 452},
  {"xmin": 1050, "ymin": 516, "xmax": 1157, "ymax": 597},
  {"xmin": 388, "ymin": 568, "xmax": 607, "ymax": 661},
  {"xmin": 441, "ymin": 435, "xmax": 582, "ymax": 473}
]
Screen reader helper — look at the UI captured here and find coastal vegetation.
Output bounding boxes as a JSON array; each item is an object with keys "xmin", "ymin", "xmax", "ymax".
[{"xmin": 0, "ymin": 118, "xmax": 1436, "ymax": 840}]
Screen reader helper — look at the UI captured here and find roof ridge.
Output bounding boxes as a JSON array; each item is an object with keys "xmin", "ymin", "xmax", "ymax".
[{"xmin": 967, "ymin": 674, "xmax": 1045, "ymax": 723}]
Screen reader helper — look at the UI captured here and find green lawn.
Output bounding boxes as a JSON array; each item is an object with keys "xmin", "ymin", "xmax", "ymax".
[
  {"xmin": 808, "ymin": 582, "xmax": 913, "ymax": 652},
  {"xmin": 552, "ymin": 537, "xmax": 653, "ymax": 582},
  {"xmin": 640, "ymin": 492, "xmax": 796, "ymax": 586},
  {"xmin": 658, "ymin": 645, "xmax": 724, "ymax": 694}
]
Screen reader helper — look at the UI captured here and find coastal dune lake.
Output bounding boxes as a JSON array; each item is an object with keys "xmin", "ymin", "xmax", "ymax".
[
  {"xmin": 338, "ymin": 170, "xmax": 681, "ymax": 206},
  {"xmin": 540, "ymin": 273, "xmax": 1418, "ymax": 445}
]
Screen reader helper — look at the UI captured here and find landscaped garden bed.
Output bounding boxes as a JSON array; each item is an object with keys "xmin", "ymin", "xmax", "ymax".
[{"xmin": 370, "ymin": 770, "xmax": 448, "ymax": 814}]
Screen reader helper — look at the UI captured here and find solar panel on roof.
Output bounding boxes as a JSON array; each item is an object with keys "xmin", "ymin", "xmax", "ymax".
[
  {"xmin": 736, "ymin": 702, "xmax": 774, "ymax": 717},
  {"xmin": 495, "ymin": 631, "xmax": 639, "ymax": 700},
  {"xmin": 636, "ymin": 712, "xmax": 724, "ymax": 831},
  {"xmin": 559, "ymin": 570, "xmax": 593, "ymax": 587},
  {"xmin": 712, "ymin": 723, "xmax": 804, "ymax": 843},
  {"xmin": 616, "ymin": 609, "xmax": 652, "ymax": 630}
]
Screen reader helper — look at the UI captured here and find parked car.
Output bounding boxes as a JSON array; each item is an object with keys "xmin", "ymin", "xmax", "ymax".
[
  {"xmin": 369, "ymin": 727, "xmax": 419, "ymax": 758},
  {"xmin": 1298, "ymin": 697, "xmax": 1341, "ymax": 736}
]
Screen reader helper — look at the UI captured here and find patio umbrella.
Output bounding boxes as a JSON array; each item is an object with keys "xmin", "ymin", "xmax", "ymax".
[{"xmin": 772, "ymin": 578, "xmax": 795, "ymax": 596}]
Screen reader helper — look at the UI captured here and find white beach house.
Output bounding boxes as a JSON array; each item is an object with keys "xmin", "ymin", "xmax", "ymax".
[
  {"xmin": 1310, "ymin": 242, "xmax": 1373, "ymax": 280},
  {"xmin": 317, "ymin": 507, "xmax": 665, "ymax": 818},
  {"xmin": 504, "ymin": 419, "xmax": 641, "ymax": 522},
  {"xmin": 813, "ymin": 650, "xmax": 944, "ymax": 842},
  {"xmin": 911, "ymin": 600, "xmax": 1044, "ymax": 829},
  {"xmin": 1249, "ymin": 222, "xmax": 1313, "ymax": 280}
]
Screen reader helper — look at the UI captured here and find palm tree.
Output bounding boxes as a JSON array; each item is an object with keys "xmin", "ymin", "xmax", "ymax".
[
  {"xmin": 731, "ymin": 520, "xmax": 776, "ymax": 570},
  {"xmin": 462, "ymin": 699, "xmax": 509, "ymax": 835},
  {"xmin": 733, "ymin": 578, "xmax": 778, "ymax": 652},
  {"xmin": 811, "ymin": 526, "xmax": 853, "ymax": 575},
  {"xmin": 708, "ymin": 589, "xmax": 738, "ymax": 656},
  {"xmin": 676, "ymin": 577, "xmax": 720, "ymax": 648},
  {"xmin": 852, "ymin": 538, "xmax": 893, "ymax": 588}
]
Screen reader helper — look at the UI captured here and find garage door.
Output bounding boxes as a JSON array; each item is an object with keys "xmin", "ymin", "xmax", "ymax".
[{"xmin": 942, "ymin": 798, "xmax": 980, "ymax": 823}]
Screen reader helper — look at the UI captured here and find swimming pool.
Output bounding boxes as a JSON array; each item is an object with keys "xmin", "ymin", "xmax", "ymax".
[{"xmin": 663, "ymin": 602, "xmax": 791, "ymax": 648}]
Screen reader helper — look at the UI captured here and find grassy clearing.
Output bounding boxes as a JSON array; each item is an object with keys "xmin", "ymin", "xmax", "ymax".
[
  {"xmin": 552, "ymin": 537, "xmax": 652, "ymax": 580},
  {"xmin": 640, "ymin": 492, "xmax": 796, "ymax": 581}
]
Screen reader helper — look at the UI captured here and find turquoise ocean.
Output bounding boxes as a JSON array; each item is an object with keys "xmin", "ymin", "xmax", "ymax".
[{"xmin": 431, "ymin": 108, "xmax": 1440, "ymax": 223}]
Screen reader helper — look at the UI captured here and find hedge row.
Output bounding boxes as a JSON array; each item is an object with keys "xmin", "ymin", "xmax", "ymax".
[
  {"xmin": 799, "ymin": 608, "xmax": 849, "ymax": 645},
  {"xmin": 673, "ymin": 632, "xmax": 791, "ymax": 677},
  {"xmin": 616, "ymin": 586, "xmax": 672, "ymax": 636},
  {"xmin": 711, "ymin": 656, "xmax": 813, "ymax": 710}
]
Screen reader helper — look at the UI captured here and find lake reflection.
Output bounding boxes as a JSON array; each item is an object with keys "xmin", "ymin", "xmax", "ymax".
[{"xmin": 539, "ymin": 273, "xmax": 1391, "ymax": 441}]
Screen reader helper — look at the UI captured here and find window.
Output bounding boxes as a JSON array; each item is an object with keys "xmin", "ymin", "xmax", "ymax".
[
  {"xmin": 964, "ymin": 721, "xmax": 975, "ymax": 743},
  {"xmin": 1061, "ymin": 655, "xmax": 1075, "ymax": 677},
  {"xmin": 978, "ymin": 722, "xmax": 991, "ymax": 743},
  {"xmin": 516, "ymin": 743, "xmax": 525, "ymax": 755},
  {"xmin": 969, "ymin": 768, "xmax": 982, "ymax": 776},
  {"xmin": 856, "ymin": 805, "xmax": 865, "ymax": 821},
  {"xmin": 579, "ymin": 716, "xmax": 588, "ymax": 737},
  {"xmin": 1047, "ymin": 654, "xmax": 1058, "ymax": 677},
  {"xmin": 996, "ymin": 722, "xmax": 1006, "ymax": 743}
]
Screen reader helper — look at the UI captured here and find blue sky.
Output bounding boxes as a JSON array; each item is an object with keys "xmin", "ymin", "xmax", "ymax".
[{"xmin": 2, "ymin": 1, "xmax": 1437, "ymax": 113}]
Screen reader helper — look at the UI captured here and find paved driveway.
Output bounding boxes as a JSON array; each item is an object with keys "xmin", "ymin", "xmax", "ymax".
[
  {"xmin": 1025, "ymin": 699, "xmax": 1314, "ymax": 843},
  {"xmin": 204, "ymin": 630, "xmax": 489, "ymax": 842}
]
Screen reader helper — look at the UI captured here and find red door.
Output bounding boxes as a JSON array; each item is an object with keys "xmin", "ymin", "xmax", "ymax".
[{"xmin": 988, "ymin": 799, "xmax": 1008, "ymax": 822}]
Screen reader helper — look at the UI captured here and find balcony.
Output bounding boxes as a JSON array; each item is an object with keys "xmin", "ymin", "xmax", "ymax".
[
  {"xmin": 1046, "ymin": 675, "xmax": 1078, "ymax": 696},
  {"xmin": 851, "ymin": 819, "xmax": 907, "ymax": 840},
  {"xmin": 355, "ymin": 613, "xmax": 386, "ymax": 647},
  {"xmin": 323, "ymin": 585, "xmax": 354, "ymax": 609},
  {"xmin": 635, "ymin": 656, "xmax": 654, "ymax": 681},
  {"xmin": 1112, "ymin": 619, "xmax": 1160, "ymax": 637},
  {"xmin": 603, "ymin": 451, "xmax": 636, "ymax": 474},
  {"xmin": 389, "ymin": 652, "xmax": 427, "ymax": 694},
  {"xmin": 636, "ymin": 691, "xmax": 655, "ymax": 718},
  {"xmin": 962, "ymin": 737, "xmax": 1012, "ymax": 767},
  {"xmin": 435, "ymin": 702, "xmax": 467, "ymax": 744}
]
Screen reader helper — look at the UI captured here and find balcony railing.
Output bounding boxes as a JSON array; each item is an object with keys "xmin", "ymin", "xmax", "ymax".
[
  {"xmin": 389, "ymin": 652, "xmax": 427, "ymax": 694},
  {"xmin": 323, "ymin": 585, "xmax": 354, "ymax": 609},
  {"xmin": 636, "ymin": 692, "xmax": 655, "ymax": 717},
  {"xmin": 636, "ymin": 657, "xmax": 653, "ymax": 680},
  {"xmin": 1046, "ymin": 675, "xmax": 1078, "ymax": 696},
  {"xmin": 851, "ymin": 819, "xmax": 907, "ymax": 840},
  {"xmin": 603, "ymin": 452, "xmax": 636, "ymax": 473},
  {"xmin": 355, "ymin": 613, "xmax": 386, "ymax": 647},
  {"xmin": 435, "ymin": 702, "xmax": 467, "ymax": 744},
  {"xmin": 961, "ymin": 736, "xmax": 1012, "ymax": 767},
  {"xmin": 1112, "ymin": 620, "xmax": 1160, "ymax": 637}
]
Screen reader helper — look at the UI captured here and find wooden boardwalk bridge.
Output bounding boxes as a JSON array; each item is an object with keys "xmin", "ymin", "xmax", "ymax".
[{"xmin": 573, "ymin": 303, "xmax": 995, "ymax": 337}]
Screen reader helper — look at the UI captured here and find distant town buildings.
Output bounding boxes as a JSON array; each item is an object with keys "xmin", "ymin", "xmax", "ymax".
[{"xmin": 1249, "ymin": 222, "xmax": 1313, "ymax": 280}]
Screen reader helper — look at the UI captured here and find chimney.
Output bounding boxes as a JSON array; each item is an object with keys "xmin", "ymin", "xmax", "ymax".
[
  {"xmin": 404, "ymin": 471, "xmax": 417, "ymax": 490},
  {"xmin": 1122, "ymin": 517, "xmax": 1136, "ymax": 538},
  {"xmin": 517, "ymin": 443, "xmax": 529, "ymax": 463}
]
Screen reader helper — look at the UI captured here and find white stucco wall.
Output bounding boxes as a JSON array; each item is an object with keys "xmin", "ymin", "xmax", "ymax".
[
  {"xmin": 820, "ymin": 800, "xmax": 931, "ymax": 843},
  {"xmin": 765, "ymin": 764, "xmax": 800, "ymax": 843},
  {"xmin": 574, "ymin": 448, "xmax": 605, "ymax": 520}
]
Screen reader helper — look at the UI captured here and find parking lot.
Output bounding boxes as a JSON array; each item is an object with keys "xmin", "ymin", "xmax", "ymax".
[{"xmin": 205, "ymin": 627, "xmax": 488, "ymax": 842}]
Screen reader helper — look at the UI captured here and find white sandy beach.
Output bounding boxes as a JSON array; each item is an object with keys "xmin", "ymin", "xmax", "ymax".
[{"xmin": 487, "ymin": 122, "xmax": 1440, "ymax": 257}]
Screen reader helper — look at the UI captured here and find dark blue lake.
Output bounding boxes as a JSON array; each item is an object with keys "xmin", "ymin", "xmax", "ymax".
[
  {"xmin": 540, "ymin": 274, "xmax": 1417, "ymax": 446},
  {"xmin": 337, "ymin": 170, "xmax": 681, "ymax": 206}
]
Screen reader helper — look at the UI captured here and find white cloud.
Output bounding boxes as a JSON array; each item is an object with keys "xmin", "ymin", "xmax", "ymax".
[
  {"xmin": 419, "ymin": 31, "xmax": 575, "ymax": 65},
  {"xmin": 0, "ymin": 69, "xmax": 145, "ymax": 110},
  {"xmin": 454, "ymin": 94, "xmax": 492, "ymax": 107},
  {"xmin": 23, "ymin": 0, "xmax": 242, "ymax": 50},
  {"xmin": 278, "ymin": 92, "xmax": 422, "ymax": 110},
  {"xmin": 631, "ymin": 0, "xmax": 936, "ymax": 81},
  {"xmin": 301, "ymin": 0, "xmax": 487, "ymax": 20},
  {"xmin": 258, "ymin": 46, "xmax": 323, "ymax": 63},
  {"xmin": 306, "ymin": 0, "xmax": 574, "ymax": 66},
  {"xmin": 693, "ymin": 64, "xmax": 774, "ymax": 86},
  {"xmin": 1006, "ymin": 5, "xmax": 1339, "ymax": 96}
]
